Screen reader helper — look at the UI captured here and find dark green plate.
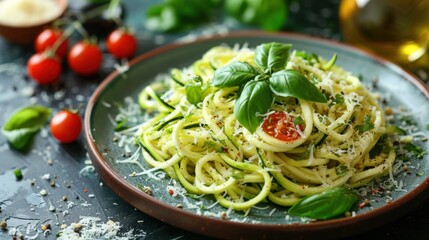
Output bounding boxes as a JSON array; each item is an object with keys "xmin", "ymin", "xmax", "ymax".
[{"xmin": 84, "ymin": 31, "xmax": 429, "ymax": 240}]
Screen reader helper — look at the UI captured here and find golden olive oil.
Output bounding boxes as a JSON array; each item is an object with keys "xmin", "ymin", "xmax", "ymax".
[{"xmin": 339, "ymin": 0, "xmax": 429, "ymax": 68}]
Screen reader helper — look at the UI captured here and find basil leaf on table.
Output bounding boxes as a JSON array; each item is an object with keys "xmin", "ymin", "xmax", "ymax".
[
  {"xmin": 2, "ymin": 105, "xmax": 51, "ymax": 150},
  {"xmin": 288, "ymin": 187, "xmax": 359, "ymax": 220},
  {"xmin": 254, "ymin": 42, "xmax": 291, "ymax": 71},
  {"xmin": 269, "ymin": 69, "xmax": 327, "ymax": 103},
  {"xmin": 234, "ymin": 81, "xmax": 273, "ymax": 133},
  {"xmin": 212, "ymin": 62, "xmax": 258, "ymax": 87}
]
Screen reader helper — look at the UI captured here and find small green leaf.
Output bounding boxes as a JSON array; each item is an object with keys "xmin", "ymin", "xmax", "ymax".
[
  {"xmin": 186, "ymin": 76, "xmax": 205, "ymax": 105},
  {"xmin": 2, "ymin": 105, "xmax": 51, "ymax": 150},
  {"xmin": 269, "ymin": 70, "xmax": 327, "ymax": 103},
  {"xmin": 254, "ymin": 42, "xmax": 291, "ymax": 71},
  {"xmin": 355, "ymin": 115, "xmax": 374, "ymax": 133},
  {"xmin": 426, "ymin": 124, "xmax": 429, "ymax": 131},
  {"xmin": 321, "ymin": 53, "xmax": 337, "ymax": 70},
  {"xmin": 234, "ymin": 81, "xmax": 273, "ymax": 133},
  {"xmin": 288, "ymin": 187, "xmax": 359, "ymax": 220},
  {"xmin": 212, "ymin": 62, "xmax": 258, "ymax": 87}
]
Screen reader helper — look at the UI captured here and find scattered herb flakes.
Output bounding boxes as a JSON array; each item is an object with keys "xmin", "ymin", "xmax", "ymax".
[
  {"xmin": 329, "ymin": 93, "xmax": 344, "ymax": 106},
  {"xmin": 399, "ymin": 115, "xmax": 417, "ymax": 126},
  {"xmin": 355, "ymin": 115, "xmax": 374, "ymax": 133},
  {"xmin": 404, "ymin": 143, "xmax": 427, "ymax": 159},
  {"xmin": 335, "ymin": 165, "xmax": 348, "ymax": 177}
]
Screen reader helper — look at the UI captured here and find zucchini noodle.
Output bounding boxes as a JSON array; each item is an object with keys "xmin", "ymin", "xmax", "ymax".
[{"xmin": 135, "ymin": 44, "xmax": 395, "ymax": 211}]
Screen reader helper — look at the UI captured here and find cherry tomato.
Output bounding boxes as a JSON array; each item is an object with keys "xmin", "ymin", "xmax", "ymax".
[
  {"xmin": 107, "ymin": 29, "xmax": 137, "ymax": 59},
  {"xmin": 261, "ymin": 111, "xmax": 303, "ymax": 142},
  {"xmin": 35, "ymin": 28, "xmax": 68, "ymax": 58},
  {"xmin": 50, "ymin": 110, "xmax": 82, "ymax": 143},
  {"xmin": 27, "ymin": 52, "xmax": 62, "ymax": 85},
  {"xmin": 68, "ymin": 41, "xmax": 103, "ymax": 76}
]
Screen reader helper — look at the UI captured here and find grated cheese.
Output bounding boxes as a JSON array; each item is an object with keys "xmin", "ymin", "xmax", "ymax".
[{"xmin": 0, "ymin": 0, "xmax": 61, "ymax": 26}]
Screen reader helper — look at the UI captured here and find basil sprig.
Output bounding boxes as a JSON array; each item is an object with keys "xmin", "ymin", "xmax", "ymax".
[
  {"xmin": 288, "ymin": 187, "xmax": 359, "ymax": 220},
  {"xmin": 212, "ymin": 42, "xmax": 327, "ymax": 133},
  {"xmin": 1, "ymin": 105, "xmax": 51, "ymax": 150}
]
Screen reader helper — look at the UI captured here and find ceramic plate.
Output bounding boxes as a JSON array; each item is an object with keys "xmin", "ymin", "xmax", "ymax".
[{"xmin": 84, "ymin": 31, "xmax": 429, "ymax": 240}]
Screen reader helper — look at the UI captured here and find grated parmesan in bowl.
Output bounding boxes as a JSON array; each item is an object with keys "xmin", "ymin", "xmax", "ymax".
[{"xmin": 0, "ymin": 0, "xmax": 68, "ymax": 44}]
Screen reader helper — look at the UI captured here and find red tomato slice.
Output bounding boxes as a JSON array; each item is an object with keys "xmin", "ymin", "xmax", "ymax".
[{"xmin": 261, "ymin": 111, "xmax": 303, "ymax": 142}]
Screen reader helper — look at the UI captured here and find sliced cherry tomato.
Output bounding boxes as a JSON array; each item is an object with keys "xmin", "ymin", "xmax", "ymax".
[
  {"xmin": 35, "ymin": 28, "xmax": 68, "ymax": 58},
  {"xmin": 261, "ymin": 111, "xmax": 303, "ymax": 142},
  {"xmin": 68, "ymin": 41, "xmax": 103, "ymax": 76},
  {"xmin": 27, "ymin": 52, "xmax": 62, "ymax": 85},
  {"xmin": 50, "ymin": 110, "xmax": 82, "ymax": 143},
  {"xmin": 106, "ymin": 29, "xmax": 137, "ymax": 59}
]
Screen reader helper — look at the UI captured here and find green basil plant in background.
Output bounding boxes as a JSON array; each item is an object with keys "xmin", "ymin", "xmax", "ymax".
[{"xmin": 145, "ymin": 0, "xmax": 288, "ymax": 32}]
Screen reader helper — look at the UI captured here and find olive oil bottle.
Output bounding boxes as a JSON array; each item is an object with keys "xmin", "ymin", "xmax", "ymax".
[{"xmin": 339, "ymin": 0, "xmax": 429, "ymax": 69}]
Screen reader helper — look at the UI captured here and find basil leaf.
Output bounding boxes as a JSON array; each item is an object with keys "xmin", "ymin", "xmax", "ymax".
[
  {"xmin": 269, "ymin": 70, "xmax": 327, "ymax": 103},
  {"xmin": 212, "ymin": 62, "xmax": 258, "ymax": 87},
  {"xmin": 234, "ymin": 81, "xmax": 273, "ymax": 133},
  {"xmin": 254, "ymin": 42, "xmax": 291, "ymax": 71},
  {"xmin": 186, "ymin": 75, "xmax": 205, "ymax": 105},
  {"xmin": 186, "ymin": 83, "xmax": 203, "ymax": 105},
  {"xmin": 2, "ymin": 105, "xmax": 51, "ymax": 150},
  {"xmin": 288, "ymin": 187, "xmax": 359, "ymax": 220}
]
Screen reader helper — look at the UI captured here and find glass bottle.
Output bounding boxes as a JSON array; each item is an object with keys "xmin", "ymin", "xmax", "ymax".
[{"xmin": 339, "ymin": 0, "xmax": 429, "ymax": 69}]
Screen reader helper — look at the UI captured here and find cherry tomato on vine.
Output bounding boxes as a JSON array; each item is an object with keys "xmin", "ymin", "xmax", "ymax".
[
  {"xmin": 68, "ymin": 41, "xmax": 103, "ymax": 76},
  {"xmin": 107, "ymin": 29, "xmax": 137, "ymax": 59},
  {"xmin": 27, "ymin": 52, "xmax": 62, "ymax": 85},
  {"xmin": 35, "ymin": 28, "xmax": 68, "ymax": 58},
  {"xmin": 261, "ymin": 111, "xmax": 303, "ymax": 142},
  {"xmin": 50, "ymin": 109, "xmax": 82, "ymax": 143}
]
